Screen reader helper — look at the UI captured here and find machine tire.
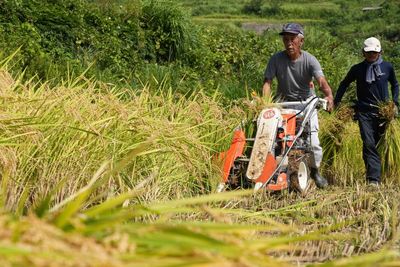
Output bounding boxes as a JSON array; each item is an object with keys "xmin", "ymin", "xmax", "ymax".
[{"xmin": 288, "ymin": 152, "xmax": 310, "ymax": 195}]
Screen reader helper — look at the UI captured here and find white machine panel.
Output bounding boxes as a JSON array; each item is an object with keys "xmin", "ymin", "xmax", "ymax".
[{"xmin": 246, "ymin": 108, "xmax": 281, "ymax": 180}]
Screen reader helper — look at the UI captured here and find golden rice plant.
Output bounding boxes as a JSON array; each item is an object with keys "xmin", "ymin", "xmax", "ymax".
[
  {"xmin": 0, "ymin": 66, "xmax": 243, "ymax": 212},
  {"xmin": 378, "ymin": 101, "xmax": 400, "ymax": 183},
  {"xmin": 378, "ymin": 101, "xmax": 397, "ymax": 122},
  {"xmin": 319, "ymin": 105, "xmax": 364, "ymax": 185},
  {"xmin": 319, "ymin": 104, "xmax": 354, "ymax": 159},
  {"xmin": 329, "ymin": 122, "xmax": 364, "ymax": 185}
]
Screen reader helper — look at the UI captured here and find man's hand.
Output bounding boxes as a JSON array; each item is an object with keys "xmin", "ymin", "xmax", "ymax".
[
  {"xmin": 262, "ymin": 79, "xmax": 272, "ymax": 99},
  {"xmin": 324, "ymin": 95, "xmax": 334, "ymax": 112}
]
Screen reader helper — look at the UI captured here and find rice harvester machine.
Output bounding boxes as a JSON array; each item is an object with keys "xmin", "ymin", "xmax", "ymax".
[{"xmin": 217, "ymin": 96, "xmax": 328, "ymax": 194}]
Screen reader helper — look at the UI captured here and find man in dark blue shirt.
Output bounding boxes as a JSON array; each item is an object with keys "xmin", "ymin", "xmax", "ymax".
[{"xmin": 334, "ymin": 37, "xmax": 399, "ymax": 186}]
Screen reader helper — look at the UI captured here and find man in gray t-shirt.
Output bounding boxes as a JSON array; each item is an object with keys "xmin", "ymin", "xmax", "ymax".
[
  {"xmin": 262, "ymin": 23, "xmax": 334, "ymax": 188},
  {"xmin": 265, "ymin": 51, "xmax": 324, "ymax": 101}
]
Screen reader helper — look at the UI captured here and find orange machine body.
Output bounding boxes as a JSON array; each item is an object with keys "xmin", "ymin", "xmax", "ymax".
[{"xmin": 219, "ymin": 129, "xmax": 246, "ymax": 183}]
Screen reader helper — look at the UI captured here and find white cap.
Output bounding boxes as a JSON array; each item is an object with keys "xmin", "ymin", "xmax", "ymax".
[{"xmin": 363, "ymin": 37, "xmax": 381, "ymax": 52}]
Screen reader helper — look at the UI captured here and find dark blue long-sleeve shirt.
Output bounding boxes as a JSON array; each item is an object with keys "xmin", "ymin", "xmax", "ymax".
[{"xmin": 334, "ymin": 60, "xmax": 399, "ymax": 112}]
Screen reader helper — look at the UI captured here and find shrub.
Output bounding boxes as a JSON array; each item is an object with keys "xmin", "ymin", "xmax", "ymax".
[
  {"xmin": 140, "ymin": 0, "xmax": 195, "ymax": 63},
  {"xmin": 242, "ymin": 0, "xmax": 264, "ymax": 15}
]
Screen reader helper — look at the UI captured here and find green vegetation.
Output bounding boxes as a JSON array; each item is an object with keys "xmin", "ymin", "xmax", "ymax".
[
  {"xmin": 1, "ymin": 0, "xmax": 399, "ymax": 97},
  {"xmin": 0, "ymin": 0, "xmax": 400, "ymax": 266}
]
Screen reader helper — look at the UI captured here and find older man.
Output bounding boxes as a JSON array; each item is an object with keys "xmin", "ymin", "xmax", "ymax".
[
  {"xmin": 262, "ymin": 23, "xmax": 334, "ymax": 188},
  {"xmin": 334, "ymin": 37, "xmax": 399, "ymax": 186}
]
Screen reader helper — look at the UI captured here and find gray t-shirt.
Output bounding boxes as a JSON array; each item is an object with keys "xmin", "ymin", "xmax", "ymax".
[{"xmin": 264, "ymin": 50, "xmax": 324, "ymax": 101}]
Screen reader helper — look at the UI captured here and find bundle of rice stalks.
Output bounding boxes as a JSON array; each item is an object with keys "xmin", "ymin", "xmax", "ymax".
[
  {"xmin": 378, "ymin": 101, "xmax": 397, "ymax": 122},
  {"xmin": 319, "ymin": 104, "xmax": 355, "ymax": 160},
  {"xmin": 328, "ymin": 122, "xmax": 364, "ymax": 185},
  {"xmin": 241, "ymin": 91, "xmax": 274, "ymax": 121},
  {"xmin": 336, "ymin": 103, "xmax": 355, "ymax": 123},
  {"xmin": 378, "ymin": 119, "xmax": 400, "ymax": 182},
  {"xmin": 376, "ymin": 101, "xmax": 400, "ymax": 182},
  {"xmin": 319, "ymin": 105, "xmax": 363, "ymax": 184}
]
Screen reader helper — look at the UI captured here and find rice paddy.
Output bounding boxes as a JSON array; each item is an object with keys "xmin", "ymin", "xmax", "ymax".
[{"xmin": 0, "ymin": 62, "xmax": 399, "ymax": 267}]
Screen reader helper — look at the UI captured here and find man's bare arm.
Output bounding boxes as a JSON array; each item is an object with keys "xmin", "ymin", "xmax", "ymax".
[{"xmin": 262, "ymin": 79, "xmax": 272, "ymax": 98}]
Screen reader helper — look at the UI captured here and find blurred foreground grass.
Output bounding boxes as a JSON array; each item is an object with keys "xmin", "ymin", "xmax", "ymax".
[{"xmin": 0, "ymin": 186, "xmax": 399, "ymax": 266}]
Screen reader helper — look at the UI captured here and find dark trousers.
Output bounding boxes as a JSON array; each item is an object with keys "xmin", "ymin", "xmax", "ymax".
[{"xmin": 357, "ymin": 112, "xmax": 387, "ymax": 183}]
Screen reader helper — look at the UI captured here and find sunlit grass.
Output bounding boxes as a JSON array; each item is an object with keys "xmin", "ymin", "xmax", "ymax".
[{"xmin": 0, "ymin": 68, "xmax": 242, "ymax": 212}]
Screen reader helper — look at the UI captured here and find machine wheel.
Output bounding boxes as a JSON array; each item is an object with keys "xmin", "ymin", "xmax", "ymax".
[
  {"xmin": 288, "ymin": 152, "xmax": 311, "ymax": 194},
  {"xmin": 216, "ymin": 182, "xmax": 226, "ymax": 193}
]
